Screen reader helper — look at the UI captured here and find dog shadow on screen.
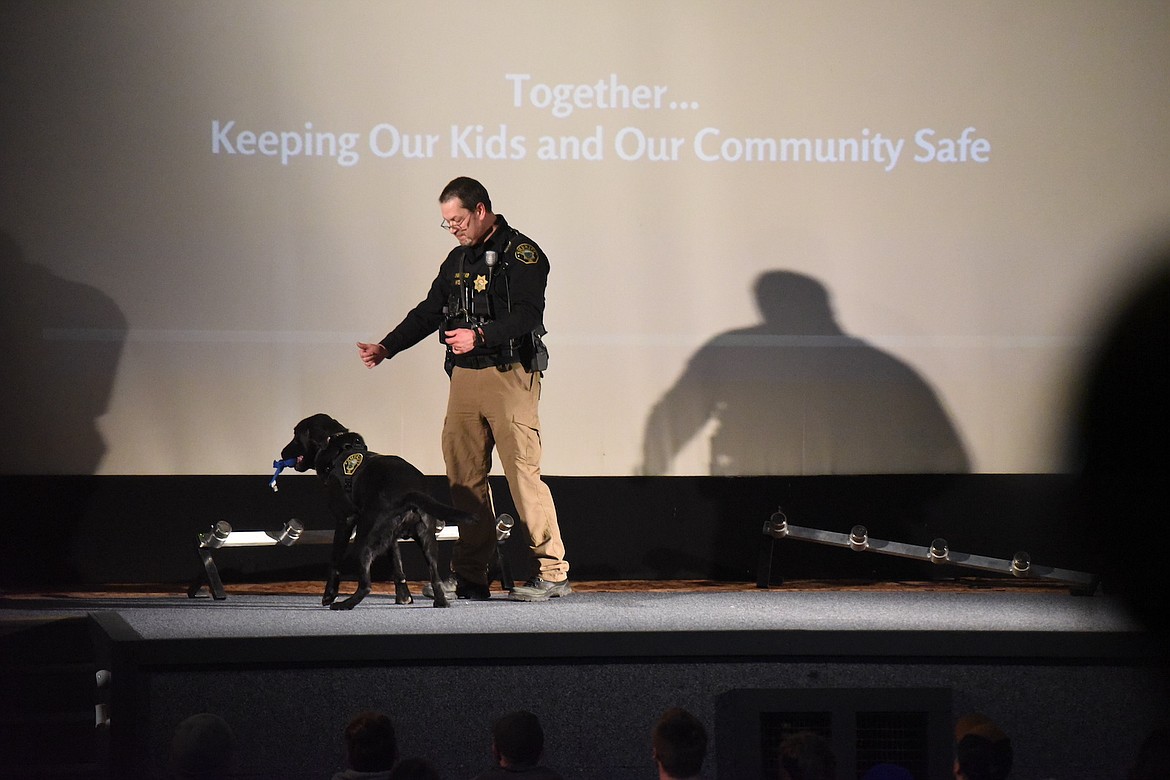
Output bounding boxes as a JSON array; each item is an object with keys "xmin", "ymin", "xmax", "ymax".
[{"xmin": 280, "ymin": 413, "xmax": 476, "ymax": 609}]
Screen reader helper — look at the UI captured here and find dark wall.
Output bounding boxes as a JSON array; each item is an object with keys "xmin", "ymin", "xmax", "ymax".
[{"xmin": 0, "ymin": 474, "xmax": 1086, "ymax": 587}]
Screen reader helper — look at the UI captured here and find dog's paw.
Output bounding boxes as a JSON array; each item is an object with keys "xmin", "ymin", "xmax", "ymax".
[
  {"xmin": 393, "ymin": 582, "xmax": 414, "ymax": 606},
  {"xmin": 322, "ymin": 578, "xmax": 340, "ymax": 606},
  {"xmin": 329, "ymin": 599, "xmax": 357, "ymax": 611}
]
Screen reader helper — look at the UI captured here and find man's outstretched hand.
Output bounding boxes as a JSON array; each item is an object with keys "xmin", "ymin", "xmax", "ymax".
[{"xmin": 357, "ymin": 341, "xmax": 388, "ymax": 368}]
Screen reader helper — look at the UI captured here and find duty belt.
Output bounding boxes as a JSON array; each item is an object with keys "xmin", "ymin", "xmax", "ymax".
[{"xmin": 454, "ymin": 354, "xmax": 518, "ymax": 371}]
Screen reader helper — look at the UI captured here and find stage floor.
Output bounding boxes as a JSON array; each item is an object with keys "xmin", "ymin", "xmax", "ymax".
[{"xmin": 0, "ymin": 579, "xmax": 1151, "ymax": 664}]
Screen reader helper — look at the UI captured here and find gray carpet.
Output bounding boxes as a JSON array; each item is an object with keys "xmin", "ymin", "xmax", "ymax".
[{"xmin": 97, "ymin": 589, "xmax": 1139, "ymax": 636}]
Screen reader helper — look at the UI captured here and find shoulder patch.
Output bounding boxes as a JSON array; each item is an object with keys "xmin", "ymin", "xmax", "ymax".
[
  {"xmin": 342, "ymin": 452, "xmax": 364, "ymax": 476},
  {"xmin": 515, "ymin": 243, "xmax": 539, "ymax": 265}
]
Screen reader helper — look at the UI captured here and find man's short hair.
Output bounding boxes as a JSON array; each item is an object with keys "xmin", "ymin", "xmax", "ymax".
[
  {"xmin": 652, "ymin": 707, "xmax": 708, "ymax": 778},
  {"xmin": 440, "ymin": 176, "xmax": 492, "ymax": 213},
  {"xmin": 493, "ymin": 710, "xmax": 544, "ymax": 766},
  {"xmin": 345, "ymin": 711, "xmax": 398, "ymax": 772}
]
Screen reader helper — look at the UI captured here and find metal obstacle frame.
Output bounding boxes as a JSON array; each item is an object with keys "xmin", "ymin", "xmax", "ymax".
[
  {"xmin": 188, "ymin": 515, "xmax": 514, "ymax": 600},
  {"xmin": 756, "ymin": 509, "xmax": 1099, "ymax": 595}
]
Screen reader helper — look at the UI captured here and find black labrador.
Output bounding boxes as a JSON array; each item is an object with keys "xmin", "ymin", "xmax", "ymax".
[{"xmin": 280, "ymin": 413, "xmax": 475, "ymax": 609}]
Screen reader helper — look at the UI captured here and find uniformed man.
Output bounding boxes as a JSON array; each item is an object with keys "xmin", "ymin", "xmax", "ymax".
[{"xmin": 357, "ymin": 177, "xmax": 570, "ymax": 602}]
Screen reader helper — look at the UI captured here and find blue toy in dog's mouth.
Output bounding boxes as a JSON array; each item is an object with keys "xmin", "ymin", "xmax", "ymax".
[{"xmin": 269, "ymin": 457, "xmax": 298, "ymax": 491}]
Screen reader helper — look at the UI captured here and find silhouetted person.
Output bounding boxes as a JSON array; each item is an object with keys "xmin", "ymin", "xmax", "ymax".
[
  {"xmin": 643, "ymin": 270, "xmax": 968, "ymax": 475},
  {"xmin": 334, "ymin": 711, "xmax": 398, "ymax": 780},
  {"xmin": 471, "ymin": 710, "xmax": 563, "ymax": 780},
  {"xmin": 953, "ymin": 714, "xmax": 1012, "ymax": 780},
  {"xmin": 652, "ymin": 707, "xmax": 708, "ymax": 780},
  {"xmin": 169, "ymin": 713, "xmax": 236, "ymax": 779},
  {"xmin": 1068, "ymin": 252, "xmax": 1170, "ymax": 654}
]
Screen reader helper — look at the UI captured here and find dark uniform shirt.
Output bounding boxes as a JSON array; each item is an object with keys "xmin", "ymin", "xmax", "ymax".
[{"xmin": 378, "ymin": 214, "xmax": 549, "ymax": 370}]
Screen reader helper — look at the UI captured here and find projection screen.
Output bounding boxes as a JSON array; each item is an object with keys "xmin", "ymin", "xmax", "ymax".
[{"xmin": 2, "ymin": 1, "xmax": 1168, "ymax": 476}]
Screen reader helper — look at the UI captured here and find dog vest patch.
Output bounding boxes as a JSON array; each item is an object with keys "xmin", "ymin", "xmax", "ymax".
[{"xmin": 342, "ymin": 452, "xmax": 364, "ymax": 476}]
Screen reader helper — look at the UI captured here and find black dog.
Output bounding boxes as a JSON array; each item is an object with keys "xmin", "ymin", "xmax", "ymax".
[{"xmin": 280, "ymin": 413, "xmax": 475, "ymax": 609}]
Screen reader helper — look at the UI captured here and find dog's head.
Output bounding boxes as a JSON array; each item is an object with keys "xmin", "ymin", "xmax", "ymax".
[{"xmin": 281, "ymin": 414, "xmax": 349, "ymax": 474}]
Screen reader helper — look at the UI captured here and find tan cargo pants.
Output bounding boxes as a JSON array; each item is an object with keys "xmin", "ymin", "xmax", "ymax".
[{"xmin": 442, "ymin": 363, "xmax": 569, "ymax": 585}]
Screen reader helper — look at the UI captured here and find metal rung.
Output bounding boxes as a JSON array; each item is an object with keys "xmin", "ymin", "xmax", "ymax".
[{"xmin": 197, "ymin": 526, "xmax": 460, "ymax": 549}]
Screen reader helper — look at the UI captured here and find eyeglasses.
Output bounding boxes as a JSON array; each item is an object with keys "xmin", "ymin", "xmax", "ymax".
[{"xmin": 440, "ymin": 210, "xmax": 474, "ymax": 232}]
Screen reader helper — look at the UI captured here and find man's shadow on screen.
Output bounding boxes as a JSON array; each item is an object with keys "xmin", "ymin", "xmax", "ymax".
[
  {"xmin": 641, "ymin": 270, "xmax": 969, "ymax": 475},
  {"xmin": 0, "ymin": 229, "xmax": 127, "ymax": 581},
  {"xmin": 0, "ymin": 229, "xmax": 126, "ymax": 474}
]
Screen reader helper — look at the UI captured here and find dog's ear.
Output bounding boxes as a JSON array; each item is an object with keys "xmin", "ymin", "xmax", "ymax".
[
  {"xmin": 321, "ymin": 415, "xmax": 347, "ymax": 438},
  {"xmin": 302, "ymin": 415, "xmax": 350, "ymax": 463},
  {"xmin": 301, "ymin": 424, "xmax": 323, "ymax": 454}
]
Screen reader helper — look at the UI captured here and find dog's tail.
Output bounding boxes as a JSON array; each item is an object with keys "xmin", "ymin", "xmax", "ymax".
[{"xmin": 401, "ymin": 491, "xmax": 478, "ymax": 527}]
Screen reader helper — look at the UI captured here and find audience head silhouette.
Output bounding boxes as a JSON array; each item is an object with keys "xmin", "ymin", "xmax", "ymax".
[
  {"xmin": 169, "ymin": 713, "xmax": 236, "ymax": 780},
  {"xmin": 652, "ymin": 707, "xmax": 708, "ymax": 779},
  {"xmin": 343, "ymin": 711, "xmax": 398, "ymax": 774}
]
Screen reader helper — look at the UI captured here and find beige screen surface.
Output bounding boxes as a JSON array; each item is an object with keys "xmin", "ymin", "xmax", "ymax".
[{"xmin": 2, "ymin": 1, "xmax": 1168, "ymax": 475}]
